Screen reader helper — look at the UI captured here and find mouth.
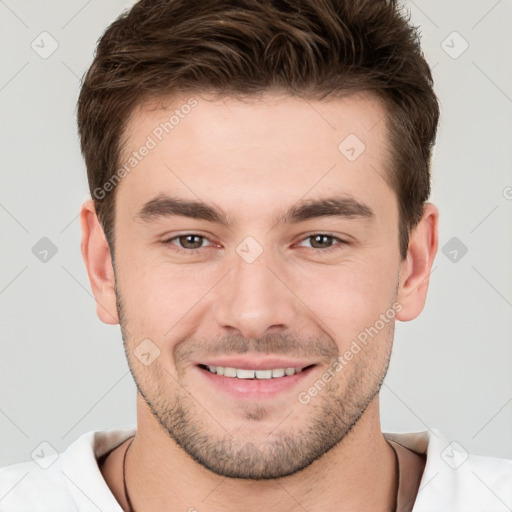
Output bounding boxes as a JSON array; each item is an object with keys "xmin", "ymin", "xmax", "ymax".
[
  {"xmin": 198, "ymin": 363, "xmax": 314, "ymax": 379},
  {"xmin": 195, "ymin": 360, "xmax": 318, "ymax": 399}
]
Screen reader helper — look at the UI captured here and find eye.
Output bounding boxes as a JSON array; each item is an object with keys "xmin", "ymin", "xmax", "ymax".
[
  {"xmin": 296, "ymin": 233, "xmax": 348, "ymax": 252},
  {"xmin": 163, "ymin": 233, "xmax": 213, "ymax": 254},
  {"xmin": 162, "ymin": 232, "xmax": 348, "ymax": 256}
]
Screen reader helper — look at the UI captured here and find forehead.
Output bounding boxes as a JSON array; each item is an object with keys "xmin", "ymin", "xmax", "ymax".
[
  {"xmin": 116, "ymin": 91, "xmax": 395, "ymax": 227},
  {"xmin": 122, "ymin": 90, "xmax": 388, "ymax": 157}
]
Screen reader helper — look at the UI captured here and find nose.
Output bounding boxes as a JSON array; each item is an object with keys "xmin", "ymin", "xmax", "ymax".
[{"xmin": 213, "ymin": 248, "xmax": 300, "ymax": 341}]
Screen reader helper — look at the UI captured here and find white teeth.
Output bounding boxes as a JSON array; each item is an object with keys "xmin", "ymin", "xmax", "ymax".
[
  {"xmin": 255, "ymin": 369, "xmax": 272, "ymax": 379},
  {"xmin": 203, "ymin": 365, "xmax": 307, "ymax": 379},
  {"xmin": 223, "ymin": 367, "xmax": 237, "ymax": 377},
  {"xmin": 236, "ymin": 369, "xmax": 255, "ymax": 379}
]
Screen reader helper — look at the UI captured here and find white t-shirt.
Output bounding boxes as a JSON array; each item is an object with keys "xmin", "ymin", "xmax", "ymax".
[{"xmin": 0, "ymin": 426, "xmax": 511, "ymax": 511}]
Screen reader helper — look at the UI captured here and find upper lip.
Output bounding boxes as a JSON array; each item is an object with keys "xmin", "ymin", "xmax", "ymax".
[{"xmin": 197, "ymin": 356, "xmax": 317, "ymax": 371}]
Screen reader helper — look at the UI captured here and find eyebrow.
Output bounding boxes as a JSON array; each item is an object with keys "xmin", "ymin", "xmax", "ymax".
[{"xmin": 134, "ymin": 193, "xmax": 375, "ymax": 228}]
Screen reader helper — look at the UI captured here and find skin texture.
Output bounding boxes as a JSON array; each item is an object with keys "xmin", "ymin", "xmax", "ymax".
[{"xmin": 81, "ymin": 91, "xmax": 437, "ymax": 511}]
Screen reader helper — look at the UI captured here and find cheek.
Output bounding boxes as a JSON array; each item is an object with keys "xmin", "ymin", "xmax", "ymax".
[
  {"xmin": 116, "ymin": 249, "xmax": 219, "ymax": 341},
  {"xmin": 295, "ymin": 255, "xmax": 398, "ymax": 342}
]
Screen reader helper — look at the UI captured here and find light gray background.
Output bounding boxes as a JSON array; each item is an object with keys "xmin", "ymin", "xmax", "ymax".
[{"xmin": 1, "ymin": 0, "xmax": 511, "ymax": 467}]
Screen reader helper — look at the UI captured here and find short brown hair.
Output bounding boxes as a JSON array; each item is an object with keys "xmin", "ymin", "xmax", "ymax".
[{"xmin": 77, "ymin": 0, "xmax": 440, "ymax": 261}]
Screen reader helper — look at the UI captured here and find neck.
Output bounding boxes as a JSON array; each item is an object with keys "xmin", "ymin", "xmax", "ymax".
[{"xmin": 122, "ymin": 394, "xmax": 398, "ymax": 512}]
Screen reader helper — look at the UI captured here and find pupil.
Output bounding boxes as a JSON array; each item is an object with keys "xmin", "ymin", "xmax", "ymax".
[
  {"xmin": 182, "ymin": 235, "xmax": 201, "ymax": 248},
  {"xmin": 314, "ymin": 235, "xmax": 330, "ymax": 248}
]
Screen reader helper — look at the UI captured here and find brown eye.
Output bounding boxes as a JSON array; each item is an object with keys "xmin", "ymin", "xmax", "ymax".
[
  {"xmin": 176, "ymin": 234, "xmax": 205, "ymax": 249},
  {"xmin": 297, "ymin": 233, "xmax": 347, "ymax": 252},
  {"xmin": 163, "ymin": 233, "xmax": 212, "ymax": 254}
]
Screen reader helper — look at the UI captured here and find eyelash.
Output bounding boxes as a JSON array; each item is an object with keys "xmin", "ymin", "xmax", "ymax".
[{"xmin": 162, "ymin": 232, "xmax": 348, "ymax": 255}]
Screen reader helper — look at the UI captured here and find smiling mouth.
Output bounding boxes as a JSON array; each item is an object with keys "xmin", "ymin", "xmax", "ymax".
[{"xmin": 197, "ymin": 364, "xmax": 316, "ymax": 379}]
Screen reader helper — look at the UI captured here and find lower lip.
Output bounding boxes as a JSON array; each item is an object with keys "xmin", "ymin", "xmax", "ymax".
[{"xmin": 196, "ymin": 365, "xmax": 316, "ymax": 399}]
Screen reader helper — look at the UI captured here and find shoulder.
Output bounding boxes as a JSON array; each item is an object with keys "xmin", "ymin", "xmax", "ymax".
[
  {"xmin": 0, "ymin": 427, "xmax": 135, "ymax": 512},
  {"xmin": 417, "ymin": 450, "xmax": 512, "ymax": 511},
  {"xmin": 386, "ymin": 428, "xmax": 512, "ymax": 512},
  {"xmin": 0, "ymin": 457, "xmax": 77, "ymax": 511}
]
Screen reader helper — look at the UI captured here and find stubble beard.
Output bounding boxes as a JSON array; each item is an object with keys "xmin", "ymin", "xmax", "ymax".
[{"xmin": 115, "ymin": 281, "xmax": 394, "ymax": 479}]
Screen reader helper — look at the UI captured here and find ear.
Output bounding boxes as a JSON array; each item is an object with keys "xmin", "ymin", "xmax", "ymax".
[
  {"xmin": 396, "ymin": 203, "xmax": 439, "ymax": 322},
  {"xmin": 80, "ymin": 199, "xmax": 119, "ymax": 325}
]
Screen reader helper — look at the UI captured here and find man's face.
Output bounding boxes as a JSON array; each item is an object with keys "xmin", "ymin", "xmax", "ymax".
[{"xmin": 112, "ymin": 92, "xmax": 402, "ymax": 479}]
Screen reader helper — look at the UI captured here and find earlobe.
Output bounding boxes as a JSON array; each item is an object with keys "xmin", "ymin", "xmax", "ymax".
[
  {"xmin": 80, "ymin": 199, "xmax": 119, "ymax": 325},
  {"xmin": 396, "ymin": 203, "xmax": 439, "ymax": 322}
]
